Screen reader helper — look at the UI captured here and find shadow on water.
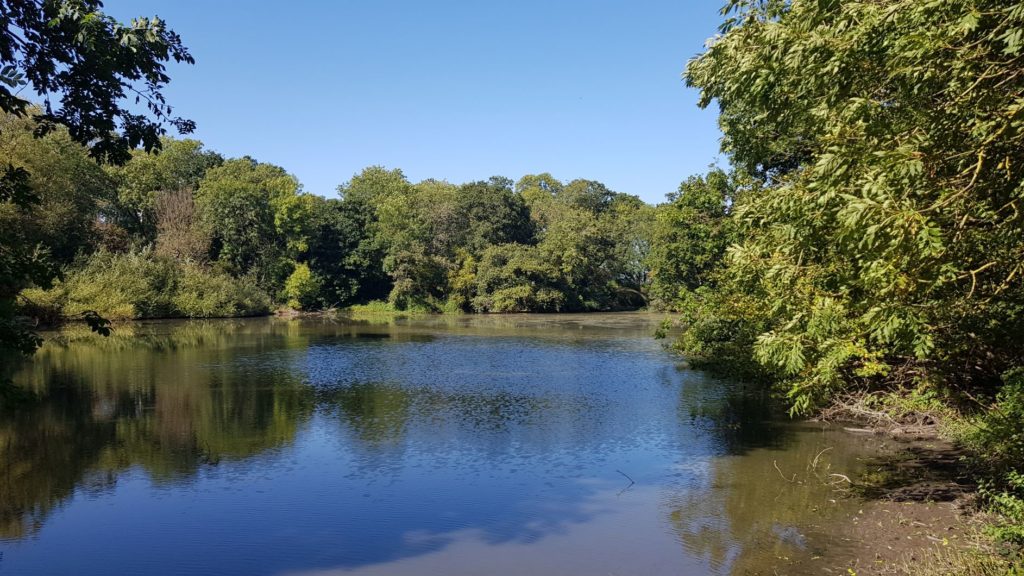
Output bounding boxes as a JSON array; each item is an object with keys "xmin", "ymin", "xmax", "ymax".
[
  {"xmin": 0, "ymin": 314, "xmax": 858, "ymax": 576},
  {"xmin": 679, "ymin": 374, "xmax": 794, "ymax": 456}
]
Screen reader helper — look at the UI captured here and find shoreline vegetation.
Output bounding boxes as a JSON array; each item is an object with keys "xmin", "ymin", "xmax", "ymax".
[{"xmin": 1, "ymin": 0, "xmax": 1022, "ymax": 574}]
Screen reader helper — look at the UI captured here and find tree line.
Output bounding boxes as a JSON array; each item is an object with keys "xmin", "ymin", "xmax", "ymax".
[{"xmin": 4, "ymin": 108, "xmax": 731, "ymax": 324}]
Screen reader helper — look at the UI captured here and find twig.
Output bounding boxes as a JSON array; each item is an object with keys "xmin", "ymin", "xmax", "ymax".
[
  {"xmin": 774, "ymin": 460, "xmax": 797, "ymax": 483},
  {"xmin": 615, "ymin": 469, "xmax": 635, "ymax": 497},
  {"xmin": 811, "ymin": 447, "xmax": 833, "ymax": 471}
]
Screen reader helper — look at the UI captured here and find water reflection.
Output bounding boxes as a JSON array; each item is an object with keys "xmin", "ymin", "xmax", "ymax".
[
  {"xmin": 2, "ymin": 321, "xmax": 325, "ymax": 539},
  {"xmin": 666, "ymin": 424, "xmax": 870, "ymax": 575},
  {"xmin": 0, "ymin": 314, "xmax": 868, "ymax": 575}
]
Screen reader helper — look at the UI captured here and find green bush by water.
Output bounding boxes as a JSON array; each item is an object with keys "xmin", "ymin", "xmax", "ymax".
[{"xmin": 24, "ymin": 250, "xmax": 271, "ymax": 321}]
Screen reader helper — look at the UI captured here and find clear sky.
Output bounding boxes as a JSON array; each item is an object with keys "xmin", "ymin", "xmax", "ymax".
[{"xmin": 102, "ymin": 1, "xmax": 725, "ymax": 204}]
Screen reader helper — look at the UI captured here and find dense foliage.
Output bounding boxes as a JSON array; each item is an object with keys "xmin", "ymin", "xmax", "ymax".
[
  {"xmin": 683, "ymin": 0, "xmax": 1024, "ymax": 412},
  {"xmin": 1, "ymin": 0, "xmax": 194, "ymax": 356},
  {"xmin": 679, "ymin": 0, "xmax": 1024, "ymax": 548},
  {"xmin": 4, "ymin": 107, "xmax": 683, "ymax": 325}
]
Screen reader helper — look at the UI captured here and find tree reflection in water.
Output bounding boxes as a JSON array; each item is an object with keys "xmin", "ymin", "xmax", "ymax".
[
  {"xmin": 0, "ymin": 315, "xmax": 875, "ymax": 576},
  {"xmin": 2, "ymin": 320, "xmax": 315, "ymax": 539},
  {"xmin": 668, "ymin": 376, "xmax": 873, "ymax": 575}
]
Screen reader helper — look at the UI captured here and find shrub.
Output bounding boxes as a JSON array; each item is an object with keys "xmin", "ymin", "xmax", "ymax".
[
  {"xmin": 17, "ymin": 286, "xmax": 65, "ymax": 326},
  {"xmin": 27, "ymin": 250, "xmax": 272, "ymax": 321},
  {"xmin": 975, "ymin": 369, "xmax": 1024, "ymax": 550},
  {"xmin": 61, "ymin": 249, "xmax": 178, "ymax": 320},
  {"xmin": 472, "ymin": 244, "xmax": 565, "ymax": 313},
  {"xmin": 283, "ymin": 263, "xmax": 323, "ymax": 311},
  {"xmin": 173, "ymin": 265, "xmax": 270, "ymax": 317}
]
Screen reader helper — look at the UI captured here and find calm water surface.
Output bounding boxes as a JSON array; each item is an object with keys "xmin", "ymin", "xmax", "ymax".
[{"xmin": 1, "ymin": 314, "xmax": 872, "ymax": 575}]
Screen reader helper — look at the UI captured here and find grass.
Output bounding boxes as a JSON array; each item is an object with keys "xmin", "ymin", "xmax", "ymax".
[
  {"xmin": 885, "ymin": 541, "xmax": 1021, "ymax": 576},
  {"xmin": 344, "ymin": 300, "xmax": 433, "ymax": 316}
]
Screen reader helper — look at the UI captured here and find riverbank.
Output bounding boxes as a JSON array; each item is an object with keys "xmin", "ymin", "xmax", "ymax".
[{"xmin": 807, "ymin": 394, "xmax": 1022, "ymax": 575}]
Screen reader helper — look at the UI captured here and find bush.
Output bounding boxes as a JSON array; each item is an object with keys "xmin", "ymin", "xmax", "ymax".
[
  {"xmin": 24, "ymin": 250, "xmax": 272, "ymax": 321},
  {"xmin": 974, "ymin": 369, "xmax": 1024, "ymax": 549},
  {"xmin": 283, "ymin": 263, "xmax": 323, "ymax": 311},
  {"xmin": 982, "ymin": 471, "xmax": 1024, "ymax": 549},
  {"xmin": 173, "ymin": 265, "xmax": 270, "ymax": 317},
  {"xmin": 61, "ymin": 249, "xmax": 178, "ymax": 320},
  {"xmin": 346, "ymin": 300, "xmax": 430, "ymax": 316},
  {"xmin": 17, "ymin": 286, "xmax": 65, "ymax": 326},
  {"xmin": 474, "ymin": 285, "xmax": 565, "ymax": 313},
  {"xmin": 976, "ymin": 370, "xmax": 1024, "ymax": 467},
  {"xmin": 472, "ymin": 244, "xmax": 565, "ymax": 313}
]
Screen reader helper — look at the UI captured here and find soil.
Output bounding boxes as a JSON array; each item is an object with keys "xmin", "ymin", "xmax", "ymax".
[{"xmin": 804, "ymin": 422, "xmax": 996, "ymax": 575}]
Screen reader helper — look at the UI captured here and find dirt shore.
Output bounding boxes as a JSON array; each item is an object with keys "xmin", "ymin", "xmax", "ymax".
[{"xmin": 802, "ymin": 418, "xmax": 1006, "ymax": 575}]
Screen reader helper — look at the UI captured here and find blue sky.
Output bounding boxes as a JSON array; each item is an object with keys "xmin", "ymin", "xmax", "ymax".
[{"xmin": 103, "ymin": 1, "xmax": 725, "ymax": 204}]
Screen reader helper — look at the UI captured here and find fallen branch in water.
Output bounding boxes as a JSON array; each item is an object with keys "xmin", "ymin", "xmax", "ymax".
[
  {"xmin": 810, "ymin": 447, "xmax": 833, "ymax": 471},
  {"xmin": 774, "ymin": 460, "xmax": 797, "ymax": 483},
  {"xmin": 616, "ymin": 469, "xmax": 635, "ymax": 496}
]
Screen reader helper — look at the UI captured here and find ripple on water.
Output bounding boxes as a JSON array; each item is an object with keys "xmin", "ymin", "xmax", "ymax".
[{"xmin": 2, "ymin": 314, "xmax": 875, "ymax": 576}]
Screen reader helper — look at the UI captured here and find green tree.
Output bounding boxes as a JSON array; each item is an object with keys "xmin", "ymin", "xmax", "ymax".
[
  {"xmin": 375, "ymin": 178, "xmax": 461, "ymax": 309},
  {"xmin": 283, "ymin": 263, "xmax": 322, "ymax": 311},
  {"xmin": 0, "ymin": 111, "xmax": 114, "ymax": 266},
  {"xmin": 685, "ymin": 0, "xmax": 1024, "ymax": 412},
  {"xmin": 515, "ymin": 173, "xmax": 564, "ymax": 207},
  {"xmin": 472, "ymin": 243, "xmax": 565, "ymax": 312},
  {"xmin": 195, "ymin": 158, "xmax": 302, "ymax": 294},
  {"xmin": 1, "ymin": 0, "xmax": 193, "ymax": 357},
  {"xmin": 647, "ymin": 169, "xmax": 737, "ymax": 309},
  {"xmin": 334, "ymin": 166, "xmax": 412, "ymax": 302},
  {"xmin": 456, "ymin": 176, "xmax": 534, "ymax": 253},
  {"xmin": 562, "ymin": 178, "xmax": 617, "ymax": 214},
  {"xmin": 601, "ymin": 192, "xmax": 656, "ymax": 307},
  {"xmin": 516, "ymin": 173, "xmax": 566, "ymax": 233},
  {"xmin": 106, "ymin": 138, "xmax": 223, "ymax": 240},
  {"xmin": 338, "ymin": 165, "xmax": 411, "ymax": 205},
  {"xmin": 531, "ymin": 180, "xmax": 652, "ymax": 310},
  {"xmin": 304, "ymin": 196, "xmax": 389, "ymax": 307}
]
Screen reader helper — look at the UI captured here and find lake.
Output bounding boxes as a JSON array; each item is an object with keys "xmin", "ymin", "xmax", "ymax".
[{"xmin": 1, "ymin": 313, "xmax": 873, "ymax": 575}]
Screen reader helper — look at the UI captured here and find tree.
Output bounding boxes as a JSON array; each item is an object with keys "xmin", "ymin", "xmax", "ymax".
[
  {"xmin": 0, "ymin": 111, "xmax": 114, "ymax": 266},
  {"xmin": 106, "ymin": 138, "xmax": 223, "ymax": 240},
  {"xmin": 338, "ymin": 165, "xmax": 411, "ymax": 205},
  {"xmin": 515, "ymin": 173, "xmax": 564, "ymax": 206},
  {"xmin": 2, "ymin": 0, "xmax": 194, "ymax": 356},
  {"xmin": 685, "ymin": 0, "xmax": 1024, "ymax": 412},
  {"xmin": 472, "ymin": 243, "xmax": 564, "ymax": 313},
  {"xmin": 0, "ymin": 1, "xmax": 194, "ymax": 163},
  {"xmin": 647, "ymin": 169, "xmax": 737, "ymax": 309},
  {"xmin": 562, "ymin": 179, "xmax": 617, "ymax": 214},
  {"xmin": 153, "ymin": 188, "xmax": 209, "ymax": 262},
  {"xmin": 601, "ymin": 192, "xmax": 656, "ymax": 307},
  {"xmin": 283, "ymin": 262, "xmax": 322, "ymax": 311},
  {"xmin": 516, "ymin": 173, "xmax": 565, "ymax": 233},
  {"xmin": 373, "ymin": 178, "xmax": 461, "ymax": 310},
  {"xmin": 195, "ymin": 158, "xmax": 296, "ymax": 292},
  {"xmin": 303, "ymin": 195, "xmax": 389, "ymax": 307},
  {"xmin": 456, "ymin": 176, "xmax": 534, "ymax": 253}
]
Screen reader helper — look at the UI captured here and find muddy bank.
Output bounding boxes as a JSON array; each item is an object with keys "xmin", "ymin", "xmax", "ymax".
[{"xmin": 781, "ymin": 414, "xmax": 1004, "ymax": 576}]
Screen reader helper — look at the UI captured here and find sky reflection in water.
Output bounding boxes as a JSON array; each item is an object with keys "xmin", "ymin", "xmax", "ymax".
[{"xmin": 0, "ymin": 314, "xmax": 870, "ymax": 575}]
